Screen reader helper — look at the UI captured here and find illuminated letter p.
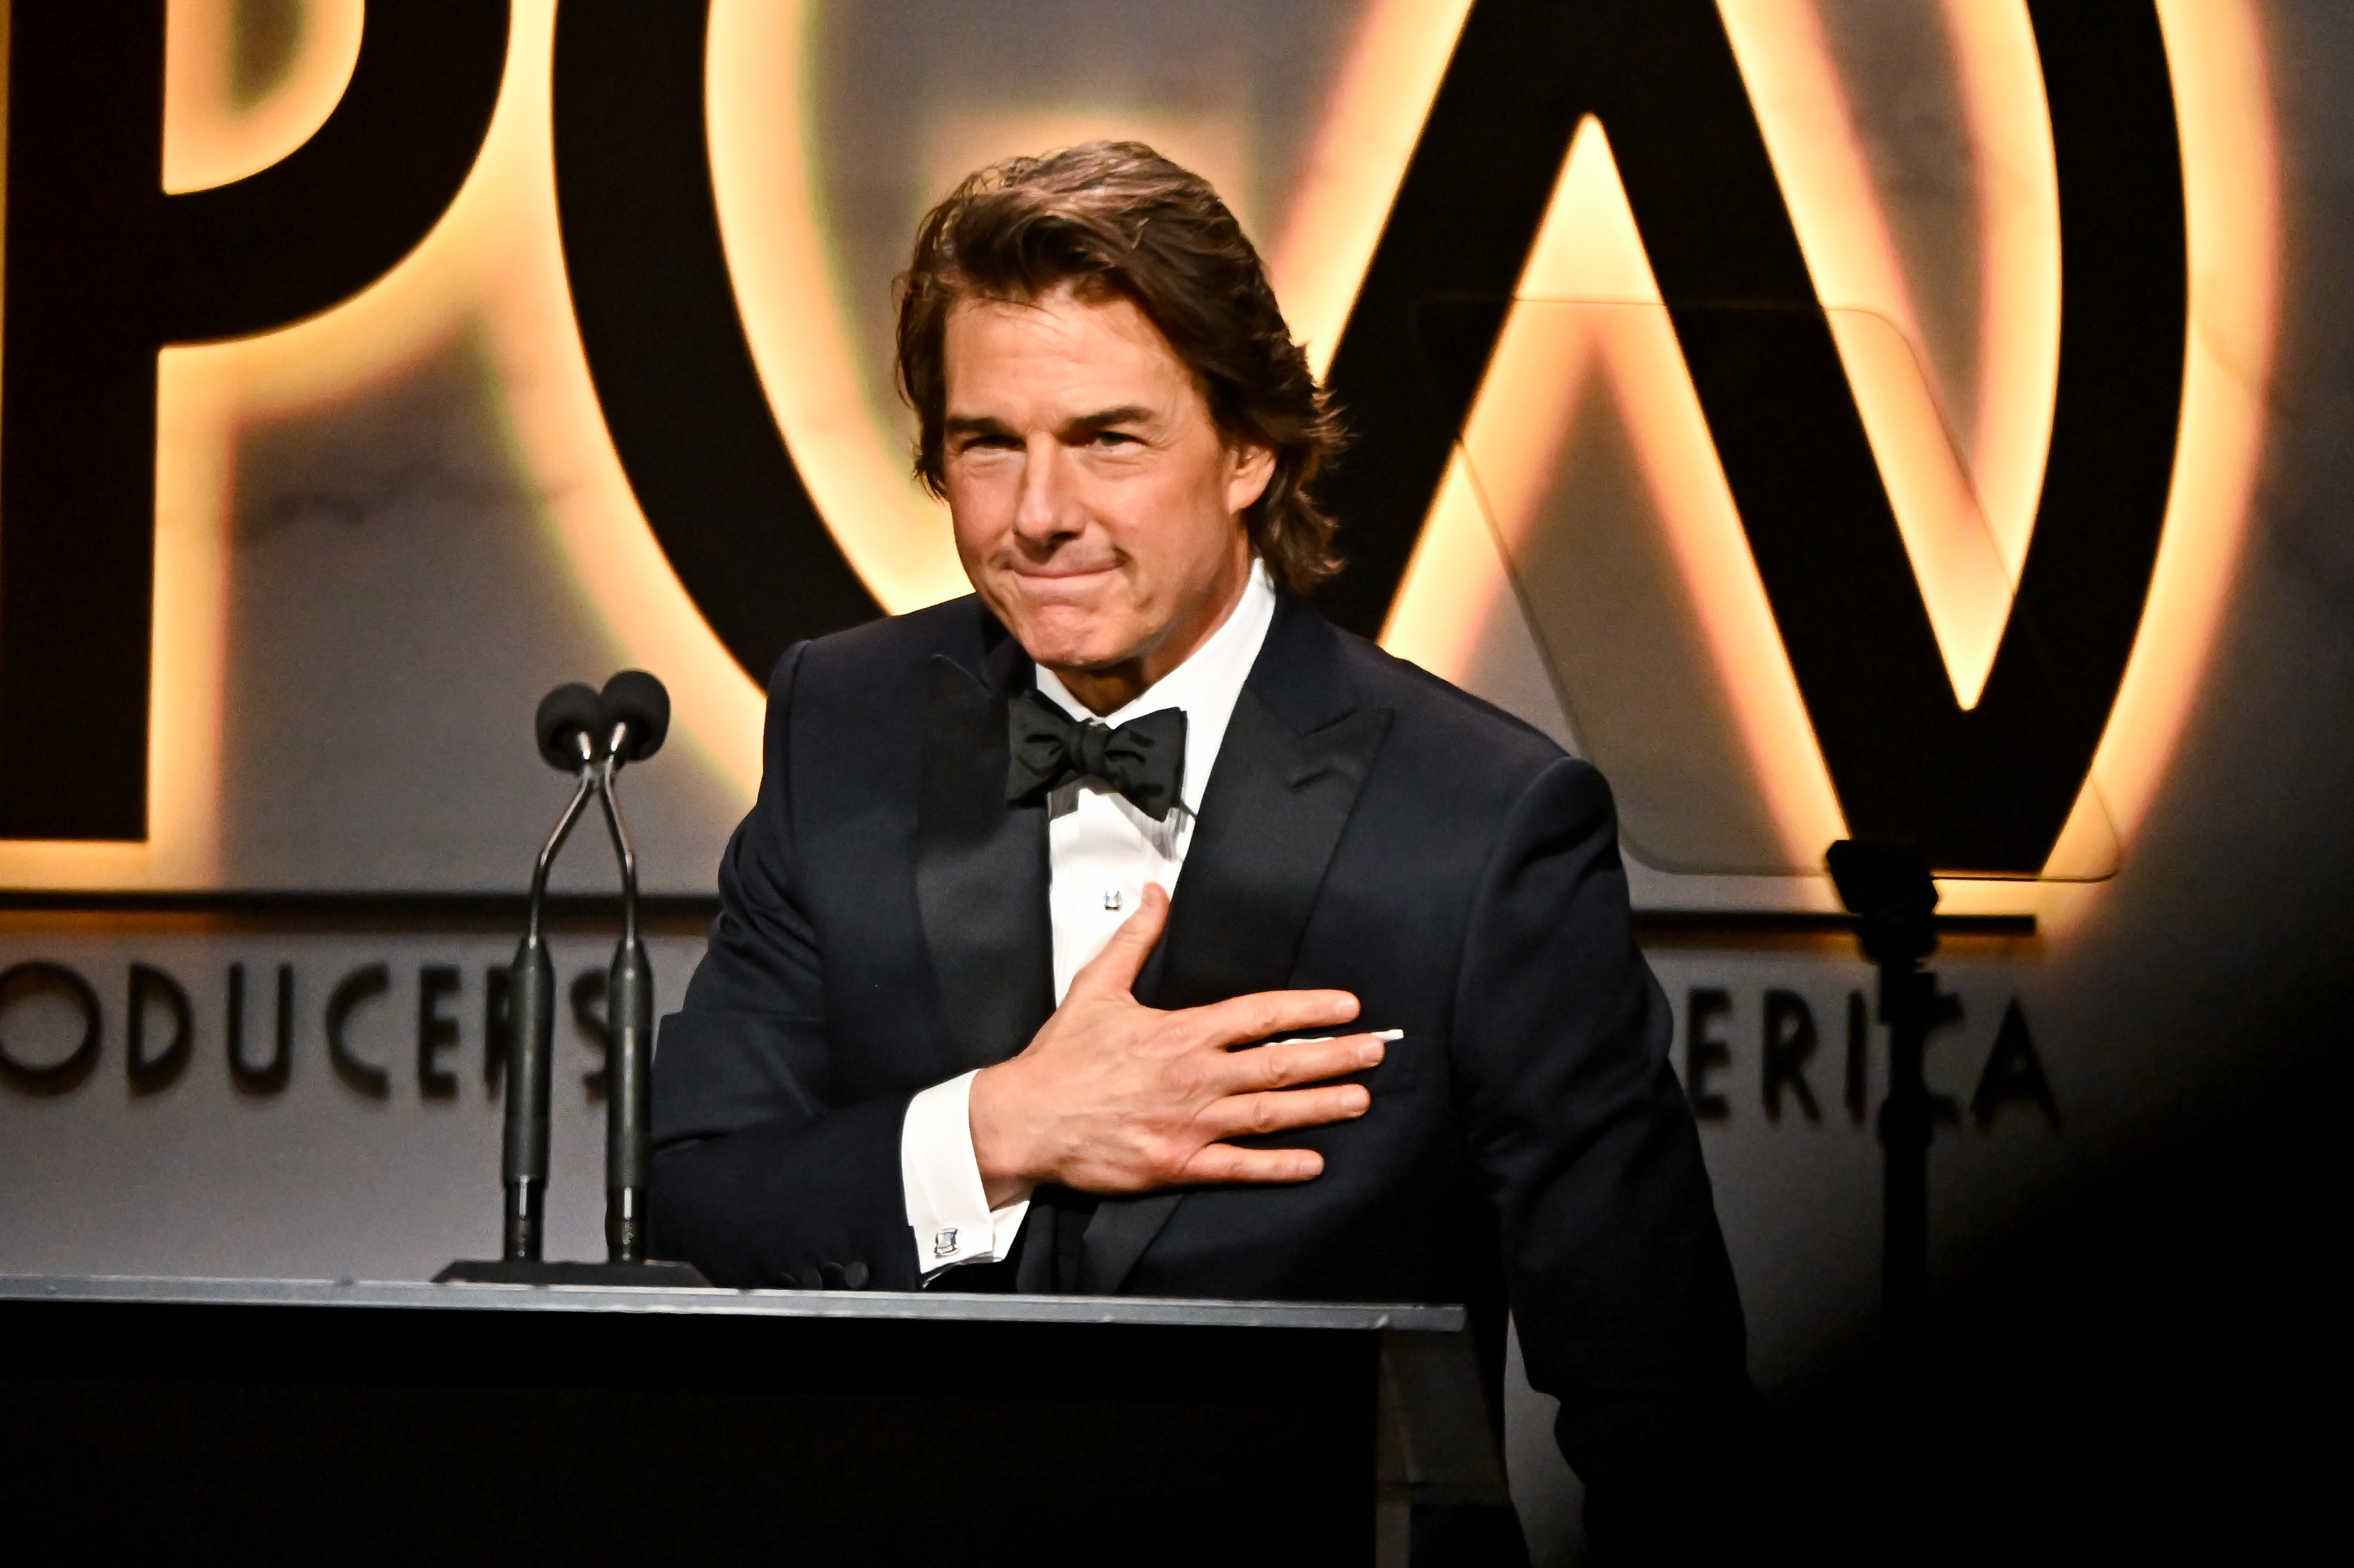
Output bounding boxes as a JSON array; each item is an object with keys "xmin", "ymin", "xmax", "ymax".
[{"xmin": 0, "ymin": 1, "xmax": 509, "ymax": 839}]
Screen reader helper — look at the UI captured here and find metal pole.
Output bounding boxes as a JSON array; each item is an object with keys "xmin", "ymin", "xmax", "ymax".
[
  {"xmin": 594, "ymin": 754, "xmax": 653, "ymax": 1266},
  {"xmin": 502, "ymin": 763, "xmax": 596, "ymax": 1261},
  {"xmin": 1877, "ymin": 960, "xmax": 1934, "ymax": 1361},
  {"xmin": 1825, "ymin": 840, "xmax": 1941, "ymax": 1370}
]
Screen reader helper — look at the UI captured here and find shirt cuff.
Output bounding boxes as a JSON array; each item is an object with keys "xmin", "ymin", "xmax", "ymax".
[{"xmin": 901, "ymin": 1069, "xmax": 1032, "ymax": 1277}]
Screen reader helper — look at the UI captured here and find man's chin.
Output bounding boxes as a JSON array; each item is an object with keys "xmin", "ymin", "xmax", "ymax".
[
  {"xmin": 1017, "ymin": 628, "xmax": 1152, "ymax": 680},
  {"xmin": 1018, "ymin": 636, "xmax": 1141, "ymax": 679}
]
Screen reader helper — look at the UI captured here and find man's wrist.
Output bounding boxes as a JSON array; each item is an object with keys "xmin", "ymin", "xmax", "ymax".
[
  {"xmin": 902, "ymin": 1072, "xmax": 1032, "ymax": 1276},
  {"xmin": 968, "ymin": 1061, "xmax": 1041, "ymax": 1208}
]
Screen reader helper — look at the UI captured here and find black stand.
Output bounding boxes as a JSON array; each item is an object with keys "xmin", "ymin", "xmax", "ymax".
[
  {"xmin": 1825, "ymin": 840, "xmax": 1943, "ymax": 1368},
  {"xmin": 446, "ymin": 674, "xmax": 680, "ymax": 1286}
]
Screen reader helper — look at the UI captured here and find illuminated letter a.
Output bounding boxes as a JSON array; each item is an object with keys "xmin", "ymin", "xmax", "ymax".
[{"xmin": 0, "ymin": 2, "xmax": 508, "ymax": 839}]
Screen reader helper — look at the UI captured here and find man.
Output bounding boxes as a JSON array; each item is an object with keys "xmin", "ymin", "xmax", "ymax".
[{"xmin": 651, "ymin": 142, "xmax": 1753, "ymax": 1556}]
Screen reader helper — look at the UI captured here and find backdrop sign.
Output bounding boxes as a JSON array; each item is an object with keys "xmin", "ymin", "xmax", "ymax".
[{"xmin": 0, "ymin": 0, "xmax": 2277, "ymax": 908}]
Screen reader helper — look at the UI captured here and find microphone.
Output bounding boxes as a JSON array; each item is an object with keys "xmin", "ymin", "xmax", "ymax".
[
  {"xmin": 501, "ymin": 683, "xmax": 606, "ymax": 1262},
  {"xmin": 598, "ymin": 669, "xmax": 670, "ymax": 764},
  {"xmin": 536, "ymin": 682, "xmax": 604, "ymax": 770},
  {"xmin": 440, "ymin": 671, "xmax": 704, "ymax": 1286},
  {"xmin": 589, "ymin": 670, "xmax": 669, "ymax": 1264}
]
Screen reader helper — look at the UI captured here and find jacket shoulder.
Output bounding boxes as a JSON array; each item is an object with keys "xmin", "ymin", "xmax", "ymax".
[
  {"xmin": 1333, "ymin": 625, "xmax": 1575, "ymax": 777},
  {"xmin": 772, "ymin": 595, "xmax": 996, "ymax": 697}
]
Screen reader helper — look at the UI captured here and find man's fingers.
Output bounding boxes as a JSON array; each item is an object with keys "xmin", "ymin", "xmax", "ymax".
[
  {"xmin": 1199, "ymin": 1084, "xmax": 1372, "ymax": 1141},
  {"xmin": 1066, "ymin": 882, "xmax": 1170, "ymax": 999},
  {"xmin": 1191, "ymin": 987, "xmax": 1361, "ymax": 1048},
  {"xmin": 1220, "ymin": 1035, "xmax": 1387, "ymax": 1093},
  {"xmin": 1179, "ymin": 1143, "xmax": 1327, "ymax": 1186}
]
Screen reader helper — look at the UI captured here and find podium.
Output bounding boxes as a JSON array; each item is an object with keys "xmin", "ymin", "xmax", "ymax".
[{"xmin": 0, "ymin": 1275, "xmax": 1503, "ymax": 1565}]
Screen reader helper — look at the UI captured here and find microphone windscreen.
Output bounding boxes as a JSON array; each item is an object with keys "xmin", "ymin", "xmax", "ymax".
[
  {"xmin": 601, "ymin": 670, "xmax": 671, "ymax": 761},
  {"xmin": 535, "ymin": 683, "xmax": 604, "ymax": 770}
]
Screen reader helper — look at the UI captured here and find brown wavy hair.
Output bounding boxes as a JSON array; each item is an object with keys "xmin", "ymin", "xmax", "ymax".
[{"xmin": 895, "ymin": 141, "xmax": 1345, "ymax": 594}]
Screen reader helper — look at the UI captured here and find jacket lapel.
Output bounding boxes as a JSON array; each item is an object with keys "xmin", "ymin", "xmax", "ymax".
[
  {"xmin": 915, "ymin": 637, "xmax": 1055, "ymax": 1074},
  {"xmin": 1081, "ymin": 599, "xmax": 1394, "ymax": 1293}
]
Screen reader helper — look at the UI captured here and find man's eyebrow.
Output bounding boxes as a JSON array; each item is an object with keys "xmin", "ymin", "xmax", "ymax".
[
  {"xmin": 941, "ymin": 406, "xmax": 1158, "ymax": 440},
  {"xmin": 1062, "ymin": 405, "xmax": 1154, "ymax": 433}
]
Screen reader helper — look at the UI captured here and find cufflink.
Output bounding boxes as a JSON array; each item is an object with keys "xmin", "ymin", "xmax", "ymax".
[
  {"xmin": 933, "ymin": 1226, "xmax": 960, "ymax": 1258},
  {"xmin": 1103, "ymin": 888, "xmax": 1123, "ymax": 911}
]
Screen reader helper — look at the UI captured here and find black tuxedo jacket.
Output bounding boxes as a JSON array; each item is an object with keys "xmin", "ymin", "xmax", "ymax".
[{"xmin": 650, "ymin": 591, "xmax": 1752, "ymax": 1518}]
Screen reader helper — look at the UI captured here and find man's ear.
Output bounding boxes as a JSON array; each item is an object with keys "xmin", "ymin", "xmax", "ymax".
[{"xmin": 1225, "ymin": 440, "xmax": 1276, "ymax": 516}]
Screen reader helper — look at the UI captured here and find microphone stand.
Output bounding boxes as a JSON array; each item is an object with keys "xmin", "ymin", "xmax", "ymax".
[
  {"xmin": 439, "ymin": 676, "xmax": 706, "ymax": 1288},
  {"xmin": 593, "ymin": 728, "xmax": 654, "ymax": 1266},
  {"xmin": 501, "ymin": 733, "xmax": 599, "ymax": 1262},
  {"xmin": 1826, "ymin": 840, "xmax": 1943, "ymax": 1369},
  {"xmin": 1826, "ymin": 837, "xmax": 1943, "ymax": 1537}
]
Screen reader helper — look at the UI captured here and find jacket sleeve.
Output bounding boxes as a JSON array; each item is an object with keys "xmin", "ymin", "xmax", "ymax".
[
  {"xmin": 1449, "ymin": 756, "xmax": 1762, "ymax": 1555},
  {"xmin": 646, "ymin": 642, "xmax": 921, "ymax": 1290}
]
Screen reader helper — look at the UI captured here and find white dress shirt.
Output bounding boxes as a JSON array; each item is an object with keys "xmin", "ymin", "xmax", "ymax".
[{"xmin": 900, "ymin": 562, "xmax": 1280, "ymax": 1276}]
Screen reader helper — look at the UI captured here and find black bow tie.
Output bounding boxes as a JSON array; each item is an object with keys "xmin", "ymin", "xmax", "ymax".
[{"xmin": 1005, "ymin": 690, "xmax": 1188, "ymax": 821}]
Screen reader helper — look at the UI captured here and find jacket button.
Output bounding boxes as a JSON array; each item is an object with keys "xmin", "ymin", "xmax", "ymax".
[
  {"xmin": 843, "ymin": 1261, "xmax": 870, "ymax": 1289},
  {"xmin": 798, "ymin": 1267, "xmax": 823, "ymax": 1290}
]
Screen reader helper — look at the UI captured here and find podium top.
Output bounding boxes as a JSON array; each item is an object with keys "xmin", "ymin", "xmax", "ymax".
[{"xmin": 0, "ymin": 1273, "xmax": 1464, "ymax": 1333}]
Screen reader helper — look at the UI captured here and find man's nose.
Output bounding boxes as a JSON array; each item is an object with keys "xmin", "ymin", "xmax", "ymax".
[{"xmin": 1012, "ymin": 437, "xmax": 1072, "ymax": 543}]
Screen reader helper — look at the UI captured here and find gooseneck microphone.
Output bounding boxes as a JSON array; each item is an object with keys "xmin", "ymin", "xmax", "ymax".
[
  {"xmin": 441, "ymin": 672, "xmax": 704, "ymax": 1287},
  {"xmin": 502, "ymin": 683, "xmax": 605, "ymax": 1262},
  {"xmin": 589, "ymin": 669, "xmax": 670, "ymax": 1264}
]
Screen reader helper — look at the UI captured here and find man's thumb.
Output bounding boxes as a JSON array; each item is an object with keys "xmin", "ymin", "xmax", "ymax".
[{"xmin": 1072, "ymin": 883, "xmax": 1169, "ymax": 997}]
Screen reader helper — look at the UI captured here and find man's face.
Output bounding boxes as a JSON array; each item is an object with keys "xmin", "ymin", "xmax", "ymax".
[{"xmin": 940, "ymin": 287, "xmax": 1273, "ymax": 702}]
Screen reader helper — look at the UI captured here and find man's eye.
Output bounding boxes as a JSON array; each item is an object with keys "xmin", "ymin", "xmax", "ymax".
[{"xmin": 1090, "ymin": 430, "xmax": 1139, "ymax": 447}]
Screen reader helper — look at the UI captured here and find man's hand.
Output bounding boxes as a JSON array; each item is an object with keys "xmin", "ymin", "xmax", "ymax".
[{"xmin": 967, "ymin": 884, "xmax": 1384, "ymax": 1207}]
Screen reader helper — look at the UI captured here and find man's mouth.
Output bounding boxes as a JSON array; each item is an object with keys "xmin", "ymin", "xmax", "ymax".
[{"xmin": 1004, "ymin": 558, "xmax": 1120, "ymax": 583}]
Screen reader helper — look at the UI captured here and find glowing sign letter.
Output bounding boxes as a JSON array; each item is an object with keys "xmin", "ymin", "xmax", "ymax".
[
  {"xmin": 0, "ymin": 2, "xmax": 509, "ymax": 840},
  {"xmin": 549, "ymin": 0, "xmax": 881, "ymax": 685},
  {"xmin": 1322, "ymin": 0, "xmax": 2186, "ymax": 874}
]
